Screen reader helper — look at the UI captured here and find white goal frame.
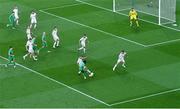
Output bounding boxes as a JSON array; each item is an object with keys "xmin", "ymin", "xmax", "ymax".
[{"xmin": 113, "ymin": 0, "xmax": 176, "ymax": 25}]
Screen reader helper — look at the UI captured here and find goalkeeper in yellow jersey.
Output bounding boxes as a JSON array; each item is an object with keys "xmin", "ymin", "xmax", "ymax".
[{"xmin": 129, "ymin": 8, "xmax": 139, "ymax": 27}]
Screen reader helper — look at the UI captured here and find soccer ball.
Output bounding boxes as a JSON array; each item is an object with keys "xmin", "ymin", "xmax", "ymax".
[{"xmin": 89, "ymin": 72, "xmax": 94, "ymax": 77}]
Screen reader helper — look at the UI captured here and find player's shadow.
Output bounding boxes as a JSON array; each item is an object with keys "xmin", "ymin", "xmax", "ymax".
[
  {"xmin": 130, "ymin": 25, "xmax": 141, "ymax": 33},
  {"xmin": 114, "ymin": 67, "xmax": 129, "ymax": 75}
]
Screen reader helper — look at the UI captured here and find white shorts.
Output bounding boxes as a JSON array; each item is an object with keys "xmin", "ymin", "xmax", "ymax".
[
  {"xmin": 81, "ymin": 42, "xmax": 86, "ymax": 47},
  {"xmin": 27, "ymin": 34, "xmax": 32, "ymax": 40},
  {"xmin": 28, "ymin": 48, "xmax": 34, "ymax": 54},
  {"xmin": 31, "ymin": 19, "xmax": 37, "ymax": 24},
  {"xmin": 53, "ymin": 36, "xmax": 59, "ymax": 41},
  {"xmin": 117, "ymin": 58, "xmax": 125, "ymax": 63},
  {"xmin": 15, "ymin": 14, "xmax": 19, "ymax": 20}
]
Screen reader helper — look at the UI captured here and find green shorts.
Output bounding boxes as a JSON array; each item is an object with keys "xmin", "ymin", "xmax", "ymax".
[
  {"xmin": 42, "ymin": 41, "xmax": 47, "ymax": 47},
  {"xmin": 8, "ymin": 56, "xmax": 14, "ymax": 62}
]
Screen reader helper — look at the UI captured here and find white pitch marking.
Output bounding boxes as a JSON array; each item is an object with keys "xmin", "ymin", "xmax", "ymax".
[
  {"xmin": 0, "ymin": 55, "xmax": 110, "ymax": 106},
  {"xmin": 146, "ymin": 38, "xmax": 180, "ymax": 47},
  {"xmin": 39, "ymin": 10, "xmax": 146, "ymax": 47},
  {"xmin": 40, "ymin": 3, "xmax": 83, "ymax": 11},
  {"xmin": 110, "ymin": 88, "xmax": 180, "ymax": 106},
  {"xmin": 76, "ymin": 0, "xmax": 180, "ymax": 47}
]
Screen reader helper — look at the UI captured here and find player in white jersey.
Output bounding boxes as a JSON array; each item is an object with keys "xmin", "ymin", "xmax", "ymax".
[
  {"xmin": 30, "ymin": 11, "xmax": 37, "ymax": 29},
  {"xmin": 13, "ymin": 6, "xmax": 19, "ymax": 25},
  {"xmin": 26, "ymin": 26, "xmax": 32, "ymax": 40},
  {"xmin": 78, "ymin": 34, "xmax": 88, "ymax": 53},
  {"xmin": 113, "ymin": 50, "xmax": 127, "ymax": 71},
  {"xmin": 23, "ymin": 38, "xmax": 38, "ymax": 61},
  {"xmin": 25, "ymin": 38, "xmax": 32, "ymax": 51},
  {"xmin": 52, "ymin": 26, "xmax": 60, "ymax": 48}
]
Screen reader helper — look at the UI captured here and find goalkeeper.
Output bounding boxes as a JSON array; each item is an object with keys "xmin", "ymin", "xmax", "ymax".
[{"xmin": 129, "ymin": 8, "xmax": 139, "ymax": 27}]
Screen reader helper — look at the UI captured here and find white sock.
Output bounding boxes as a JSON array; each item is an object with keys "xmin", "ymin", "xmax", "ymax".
[
  {"xmin": 83, "ymin": 48, "xmax": 86, "ymax": 53},
  {"xmin": 87, "ymin": 69, "xmax": 91, "ymax": 74},
  {"xmin": 113, "ymin": 64, "xmax": 117, "ymax": 70},
  {"xmin": 30, "ymin": 24, "xmax": 32, "ymax": 28},
  {"xmin": 122, "ymin": 63, "xmax": 126, "ymax": 68},
  {"xmin": 33, "ymin": 56, "xmax": 37, "ymax": 60},
  {"xmin": 79, "ymin": 47, "xmax": 83, "ymax": 50},
  {"xmin": 34, "ymin": 24, "xmax": 37, "ymax": 29},
  {"xmin": 16, "ymin": 20, "xmax": 19, "ymax": 25},
  {"xmin": 53, "ymin": 42, "xmax": 56, "ymax": 48},
  {"xmin": 24, "ymin": 54, "xmax": 28, "ymax": 58},
  {"xmin": 56, "ymin": 40, "xmax": 59, "ymax": 46}
]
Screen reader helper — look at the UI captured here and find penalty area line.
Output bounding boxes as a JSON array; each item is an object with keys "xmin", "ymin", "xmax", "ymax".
[
  {"xmin": 0, "ymin": 55, "xmax": 110, "ymax": 107},
  {"xmin": 146, "ymin": 38, "xmax": 180, "ymax": 47},
  {"xmin": 39, "ymin": 10, "xmax": 146, "ymax": 47},
  {"xmin": 40, "ymin": 3, "xmax": 84, "ymax": 11},
  {"xmin": 110, "ymin": 88, "xmax": 180, "ymax": 106}
]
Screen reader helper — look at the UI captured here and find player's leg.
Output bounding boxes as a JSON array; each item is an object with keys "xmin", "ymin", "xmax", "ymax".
[
  {"xmin": 12, "ymin": 58, "xmax": 16, "ymax": 68},
  {"xmin": 34, "ymin": 19, "xmax": 37, "ymax": 29},
  {"xmin": 30, "ymin": 19, "xmax": 34, "ymax": 29},
  {"xmin": 56, "ymin": 39, "xmax": 59, "ymax": 47},
  {"xmin": 79, "ymin": 43, "xmax": 86, "ymax": 53},
  {"xmin": 23, "ymin": 52, "xmax": 30, "ymax": 60},
  {"xmin": 6, "ymin": 57, "xmax": 15, "ymax": 68},
  {"xmin": 53, "ymin": 40, "xmax": 57, "ymax": 48},
  {"xmin": 32, "ymin": 54, "xmax": 38, "ymax": 61},
  {"xmin": 16, "ymin": 18, "xmax": 19, "ymax": 25},
  {"xmin": 15, "ymin": 15, "xmax": 19, "ymax": 25},
  {"xmin": 82, "ymin": 43, "xmax": 86, "ymax": 53},
  {"xmin": 130, "ymin": 17, "xmax": 133, "ymax": 27},
  {"xmin": 113, "ymin": 60, "xmax": 120, "ymax": 71},
  {"xmin": 42, "ymin": 41, "xmax": 47, "ymax": 48},
  {"xmin": 7, "ymin": 18, "xmax": 13, "ymax": 27},
  {"xmin": 78, "ymin": 46, "xmax": 83, "ymax": 50},
  {"xmin": 6, "ymin": 57, "xmax": 12, "ymax": 67},
  {"xmin": 12, "ymin": 19, "xmax": 16, "ymax": 29},
  {"xmin": 121, "ymin": 61, "xmax": 126, "ymax": 68},
  {"xmin": 30, "ymin": 23, "xmax": 33, "ymax": 29},
  {"xmin": 85, "ymin": 67, "xmax": 94, "ymax": 77},
  {"xmin": 79, "ymin": 66, "xmax": 87, "ymax": 79},
  {"xmin": 135, "ymin": 19, "xmax": 139, "ymax": 27},
  {"xmin": 82, "ymin": 71, "xmax": 87, "ymax": 79},
  {"xmin": 78, "ymin": 45, "xmax": 83, "ymax": 50},
  {"xmin": 34, "ymin": 23, "xmax": 37, "ymax": 29}
]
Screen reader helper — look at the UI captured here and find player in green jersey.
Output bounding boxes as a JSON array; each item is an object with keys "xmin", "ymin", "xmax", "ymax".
[
  {"xmin": 39, "ymin": 32, "xmax": 51, "ymax": 53},
  {"xmin": 6, "ymin": 46, "xmax": 16, "ymax": 68},
  {"xmin": 77, "ymin": 56, "xmax": 94, "ymax": 79},
  {"xmin": 42, "ymin": 32, "xmax": 48, "ymax": 48},
  {"xmin": 7, "ymin": 12, "xmax": 15, "ymax": 29}
]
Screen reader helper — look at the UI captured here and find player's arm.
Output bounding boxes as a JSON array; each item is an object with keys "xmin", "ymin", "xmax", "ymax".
[{"xmin": 129, "ymin": 11, "xmax": 132, "ymax": 18}]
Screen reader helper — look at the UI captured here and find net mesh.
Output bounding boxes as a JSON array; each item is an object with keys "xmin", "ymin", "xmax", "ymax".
[{"xmin": 114, "ymin": 0, "xmax": 176, "ymax": 25}]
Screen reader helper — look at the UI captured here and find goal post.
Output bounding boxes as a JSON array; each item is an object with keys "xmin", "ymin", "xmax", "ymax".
[{"xmin": 113, "ymin": 0, "xmax": 176, "ymax": 25}]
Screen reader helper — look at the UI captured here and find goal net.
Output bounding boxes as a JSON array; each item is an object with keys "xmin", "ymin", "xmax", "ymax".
[{"xmin": 113, "ymin": 0, "xmax": 176, "ymax": 25}]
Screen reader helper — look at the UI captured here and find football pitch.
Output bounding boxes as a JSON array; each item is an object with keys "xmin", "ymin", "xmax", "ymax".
[{"xmin": 1, "ymin": 0, "xmax": 180, "ymax": 108}]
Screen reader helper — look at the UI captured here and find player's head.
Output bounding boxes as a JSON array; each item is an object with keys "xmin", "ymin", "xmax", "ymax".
[
  {"xmin": 121, "ymin": 50, "xmax": 125, "ymax": 53},
  {"xmin": 43, "ymin": 32, "xmax": 46, "ymax": 35},
  {"xmin": 29, "ymin": 38, "xmax": 32, "ymax": 41},
  {"xmin": 31, "ymin": 10, "xmax": 35, "ymax": 13},
  {"xmin": 54, "ymin": 26, "xmax": 57, "ymax": 29},
  {"xmin": 12, "ymin": 11, "xmax": 14, "ymax": 14},
  {"xmin": 131, "ymin": 8, "xmax": 134, "ymax": 11},
  {"xmin": 14, "ymin": 5, "xmax": 17, "ymax": 9}
]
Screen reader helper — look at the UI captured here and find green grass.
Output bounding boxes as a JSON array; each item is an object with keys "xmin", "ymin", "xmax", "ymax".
[{"xmin": 0, "ymin": 0, "xmax": 180, "ymax": 108}]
